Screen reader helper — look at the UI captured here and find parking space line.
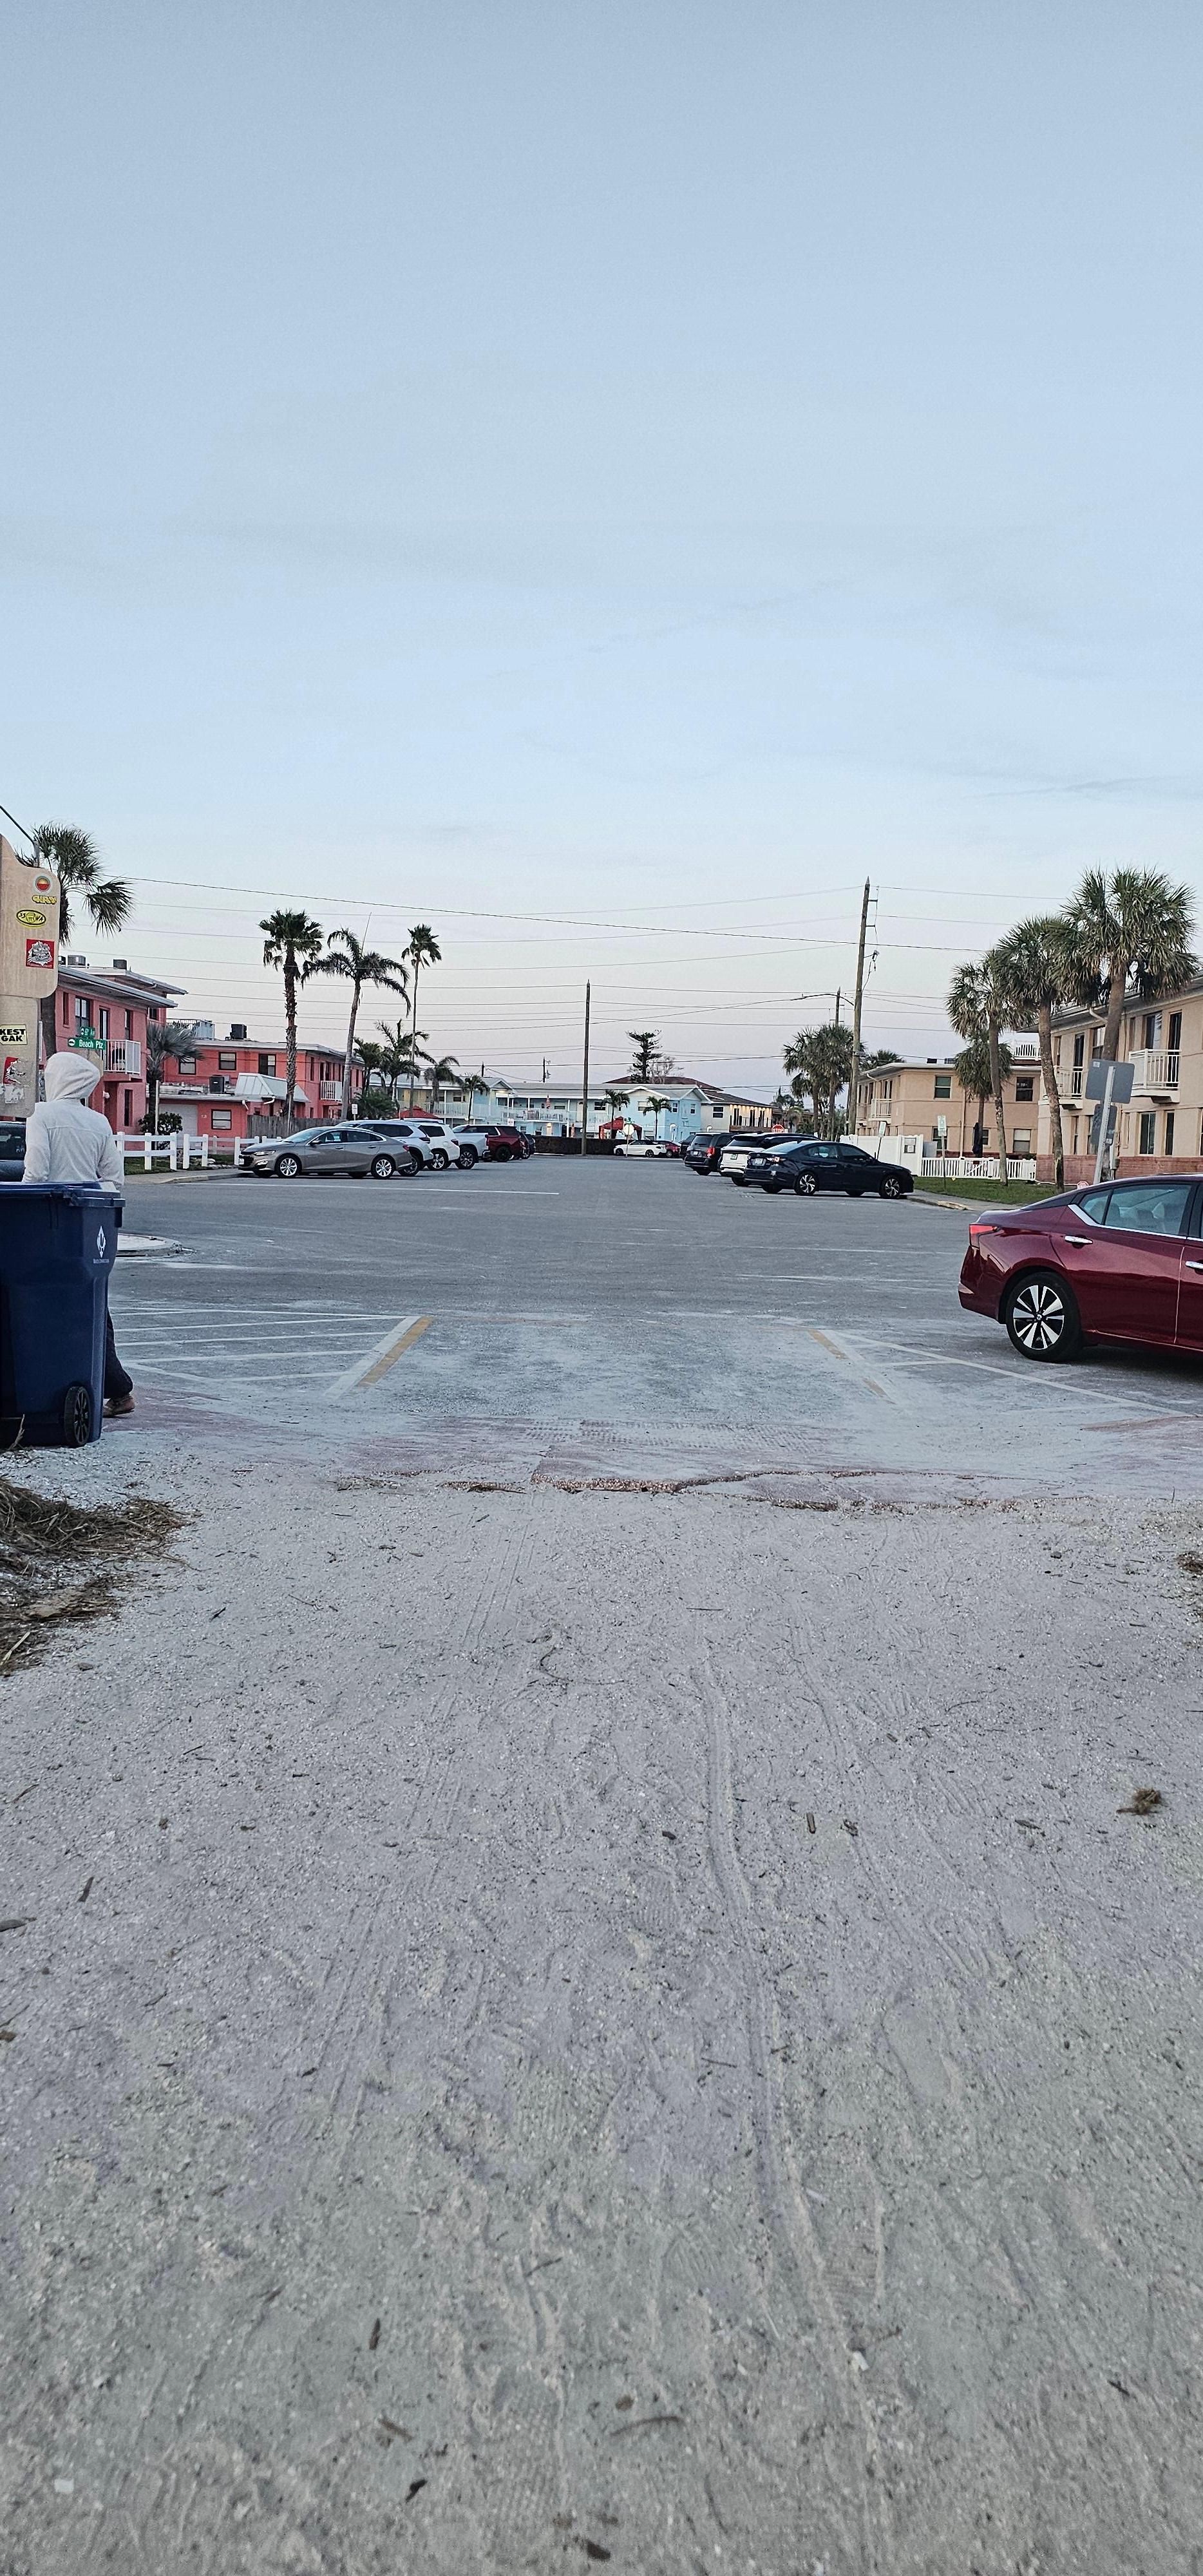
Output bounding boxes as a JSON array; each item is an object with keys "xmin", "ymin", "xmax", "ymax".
[
  {"xmin": 808, "ymin": 1327, "xmax": 904, "ymax": 1406},
  {"xmin": 325, "ymin": 1314, "xmax": 433, "ymax": 1399}
]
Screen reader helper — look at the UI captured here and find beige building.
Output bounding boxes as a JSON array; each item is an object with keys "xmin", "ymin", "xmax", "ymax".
[
  {"xmin": 1041, "ymin": 982, "xmax": 1203, "ymax": 1180},
  {"xmin": 857, "ymin": 978, "xmax": 1203, "ymax": 1182},
  {"xmin": 855, "ymin": 1050, "xmax": 1042, "ymax": 1160}
]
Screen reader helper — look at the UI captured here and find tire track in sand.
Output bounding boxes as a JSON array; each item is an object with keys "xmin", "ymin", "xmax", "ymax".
[{"xmin": 695, "ymin": 1627, "xmax": 889, "ymax": 2571}]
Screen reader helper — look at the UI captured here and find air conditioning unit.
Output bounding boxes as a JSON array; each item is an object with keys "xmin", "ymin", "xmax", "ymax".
[{"xmin": 66, "ymin": 954, "xmax": 88, "ymax": 968}]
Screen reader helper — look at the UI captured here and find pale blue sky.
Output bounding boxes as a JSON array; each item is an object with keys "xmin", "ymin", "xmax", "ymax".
[{"xmin": 3, "ymin": 2, "xmax": 1200, "ymax": 1084}]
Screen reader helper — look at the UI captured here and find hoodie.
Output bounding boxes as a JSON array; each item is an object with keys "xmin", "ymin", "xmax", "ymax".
[{"xmin": 20, "ymin": 1051, "xmax": 125, "ymax": 1191}]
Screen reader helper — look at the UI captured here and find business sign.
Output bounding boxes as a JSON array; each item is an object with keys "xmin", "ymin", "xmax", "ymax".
[{"xmin": 0, "ymin": 835, "xmax": 61, "ymax": 1119}]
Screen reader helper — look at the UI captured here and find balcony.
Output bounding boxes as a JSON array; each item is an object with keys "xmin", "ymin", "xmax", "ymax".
[
  {"xmin": 104, "ymin": 1039, "xmax": 142, "ymax": 1076},
  {"xmin": 1130, "ymin": 1049, "xmax": 1180, "ymax": 1095}
]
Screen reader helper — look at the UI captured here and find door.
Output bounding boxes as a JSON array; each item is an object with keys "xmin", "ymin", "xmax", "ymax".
[
  {"xmin": 302, "ymin": 1127, "xmax": 341, "ymax": 1172},
  {"xmin": 1054, "ymin": 1179, "xmax": 1193, "ymax": 1344},
  {"xmin": 836, "ymin": 1146, "xmax": 876, "ymax": 1190},
  {"xmin": 809, "ymin": 1143, "xmax": 842, "ymax": 1189},
  {"xmin": 1174, "ymin": 1186, "xmax": 1203, "ymax": 1349},
  {"xmin": 334, "ymin": 1125, "xmax": 369, "ymax": 1170}
]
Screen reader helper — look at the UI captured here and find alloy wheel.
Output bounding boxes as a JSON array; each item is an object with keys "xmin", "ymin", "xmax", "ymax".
[{"xmin": 1010, "ymin": 1280, "xmax": 1066, "ymax": 1353}]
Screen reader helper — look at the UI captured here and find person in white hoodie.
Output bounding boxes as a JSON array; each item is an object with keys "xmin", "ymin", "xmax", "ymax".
[{"xmin": 21, "ymin": 1050, "xmax": 135, "ymax": 1415}]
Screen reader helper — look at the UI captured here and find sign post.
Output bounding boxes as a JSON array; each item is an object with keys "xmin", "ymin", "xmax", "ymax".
[
  {"xmin": 1086, "ymin": 1056, "xmax": 1135, "ymax": 1184},
  {"xmin": 0, "ymin": 835, "xmax": 61, "ymax": 1119}
]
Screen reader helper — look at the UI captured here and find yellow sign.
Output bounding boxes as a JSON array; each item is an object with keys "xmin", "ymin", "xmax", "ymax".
[{"xmin": 15, "ymin": 908, "xmax": 46, "ymax": 926}]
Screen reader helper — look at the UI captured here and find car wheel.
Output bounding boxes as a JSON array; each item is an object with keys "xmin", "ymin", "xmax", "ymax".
[
  {"xmin": 793, "ymin": 1171, "xmax": 818, "ymax": 1195},
  {"xmin": 878, "ymin": 1173, "xmax": 904, "ymax": 1198},
  {"xmin": 458, "ymin": 1144, "xmax": 477, "ymax": 1169},
  {"xmin": 370, "ymin": 1154, "xmax": 395, "ymax": 1179},
  {"xmin": 274, "ymin": 1153, "xmax": 302, "ymax": 1178},
  {"xmin": 494, "ymin": 1145, "xmax": 513, "ymax": 1161},
  {"xmin": 431, "ymin": 1150, "xmax": 450, "ymax": 1170},
  {"xmin": 1004, "ymin": 1269, "xmax": 1082, "ymax": 1363}
]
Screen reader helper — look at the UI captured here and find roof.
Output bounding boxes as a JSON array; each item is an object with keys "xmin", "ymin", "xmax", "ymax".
[{"xmin": 59, "ymin": 963, "xmax": 185, "ymax": 1005}]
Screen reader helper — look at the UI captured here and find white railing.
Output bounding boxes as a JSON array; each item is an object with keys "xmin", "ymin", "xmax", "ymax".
[
  {"xmin": 114, "ymin": 1132, "xmax": 209, "ymax": 1170},
  {"xmin": 921, "ymin": 1155, "xmax": 1037, "ymax": 1181},
  {"xmin": 1130, "ymin": 1048, "xmax": 1180, "ymax": 1094},
  {"xmin": 104, "ymin": 1039, "xmax": 142, "ymax": 1075},
  {"xmin": 319, "ymin": 1081, "xmax": 344, "ymax": 1103}
]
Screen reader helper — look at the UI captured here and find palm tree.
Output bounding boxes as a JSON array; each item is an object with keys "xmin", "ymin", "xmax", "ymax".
[
  {"xmin": 403, "ymin": 926, "xmax": 442, "ymax": 1107},
  {"xmin": 782, "ymin": 1022, "xmax": 853, "ymax": 1138},
  {"xmin": 30, "ymin": 823, "xmax": 131, "ymax": 1068},
  {"xmin": 260, "ymin": 909, "xmax": 323, "ymax": 1128},
  {"xmin": 144, "ymin": 1018, "xmax": 200, "ymax": 1132},
  {"xmin": 992, "ymin": 915, "xmax": 1073, "ymax": 1188},
  {"xmin": 947, "ymin": 955, "xmax": 1013, "ymax": 1167},
  {"xmin": 643, "ymin": 1092, "xmax": 672, "ymax": 1141},
  {"xmin": 1062, "ymin": 867, "xmax": 1196, "ymax": 1064},
  {"xmin": 953, "ymin": 1033, "xmax": 1012, "ymax": 1157},
  {"xmin": 306, "ymin": 930, "xmax": 408, "ymax": 1117},
  {"xmin": 602, "ymin": 1086, "xmax": 630, "ymax": 1133},
  {"xmin": 423, "ymin": 1052, "xmax": 460, "ymax": 1112}
]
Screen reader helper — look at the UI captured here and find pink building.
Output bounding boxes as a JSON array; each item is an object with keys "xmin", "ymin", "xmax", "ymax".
[
  {"xmin": 53, "ymin": 955, "xmax": 183, "ymax": 1135},
  {"xmin": 159, "ymin": 1025, "xmax": 365, "ymax": 1143}
]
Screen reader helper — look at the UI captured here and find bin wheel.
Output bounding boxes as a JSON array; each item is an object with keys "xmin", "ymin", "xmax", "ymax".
[{"xmin": 62, "ymin": 1383, "xmax": 94, "ymax": 1447}]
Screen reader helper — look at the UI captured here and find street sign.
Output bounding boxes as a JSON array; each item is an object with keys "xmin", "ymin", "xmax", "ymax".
[
  {"xmin": 0, "ymin": 835, "xmax": 61, "ymax": 1114},
  {"xmin": 1085, "ymin": 1057, "xmax": 1135, "ymax": 1104},
  {"xmin": 68, "ymin": 1028, "xmax": 106, "ymax": 1057}
]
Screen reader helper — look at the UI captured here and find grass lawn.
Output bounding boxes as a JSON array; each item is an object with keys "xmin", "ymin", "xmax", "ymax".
[{"xmin": 915, "ymin": 1176, "xmax": 1056, "ymax": 1206}]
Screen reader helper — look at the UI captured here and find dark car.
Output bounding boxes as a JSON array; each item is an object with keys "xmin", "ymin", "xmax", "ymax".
[
  {"xmin": 0, "ymin": 1122, "xmax": 24, "ymax": 1182},
  {"xmin": 683, "ymin": 1131, "xmax": 784, "ymax": 1174},
  {"xmin": 959, "ymin": 1172, "xmax": 1203, "ymax": 1362},
  {"xmin": 725, "ymin": 1137, "xmax": 913, "ymax": 1198}
]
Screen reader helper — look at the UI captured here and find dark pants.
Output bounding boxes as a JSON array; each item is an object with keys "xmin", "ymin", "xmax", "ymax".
[{"xmin": 104, "ymin": 1307, "xmax": 133, "ymax": 1403}]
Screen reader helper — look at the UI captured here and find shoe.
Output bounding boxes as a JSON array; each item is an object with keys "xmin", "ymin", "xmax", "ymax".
[{"xmin": 104, "ymin": 1394, "xmax": 137, "ymax": 1417}]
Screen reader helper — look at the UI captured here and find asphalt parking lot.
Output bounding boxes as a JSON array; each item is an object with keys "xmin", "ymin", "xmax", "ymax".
[{"xmin": 111, "ymin": 1154, "xmax": 1203, "ymax": 1493}]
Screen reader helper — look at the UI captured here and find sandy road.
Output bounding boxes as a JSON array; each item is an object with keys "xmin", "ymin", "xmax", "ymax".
[
  {"xmin": 3, "ymin": 1165, "xmax": 1203, "ymax": 2571},
  {"xmin": 5, "ymin": 1456, "xmax": 1203, "ymax": 2575}
]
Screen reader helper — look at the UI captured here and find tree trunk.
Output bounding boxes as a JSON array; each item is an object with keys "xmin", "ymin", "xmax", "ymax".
[
  {"xmin": 39, "ymin": 990, "xmax": 57, "ymax": 1091},
  {"xmin": 1037, "ymin": 1001, "xmax": 1065, "ymax": 1188},
  {"xmin": 1103, "ymin": 967, "xmax": 1127, "ymax": 1063},
  {"xmin": 987, "ymin": 1016, "xmax": 1009, "ymax": 1169},
  {"xmin": 342, "ymin": 989, "xmax": 359, "ymax": 1117},
  {"xmin": 407, "ymin": 963, "xmax": 421, "ymax": 1110},
  {"xmin": 284, "ymin": 958, "xmax": 298, "ymax": 1128}
]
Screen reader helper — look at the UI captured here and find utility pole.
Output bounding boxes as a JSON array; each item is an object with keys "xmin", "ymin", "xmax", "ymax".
[
  {"xmin": 580, "ymin": 980, "xmax": 591, "ymax": 1155},
  {"xmin": 848, "ymin": 877, "xmax": 871, "ymax": 1143}
]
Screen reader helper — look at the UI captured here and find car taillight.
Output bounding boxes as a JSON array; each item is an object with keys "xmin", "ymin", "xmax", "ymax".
[{"xmin": 969, "ymin": 1223, "xmax": 999, "ymax": 1235}]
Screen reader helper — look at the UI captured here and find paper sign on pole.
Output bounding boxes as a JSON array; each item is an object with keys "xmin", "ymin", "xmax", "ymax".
[{"xmin": 0, "ymin": 835, "xmax": 62, "ymax": 1116}]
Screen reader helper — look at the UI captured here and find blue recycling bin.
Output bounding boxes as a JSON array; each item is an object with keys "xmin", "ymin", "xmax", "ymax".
[{"xmin": 0, "ymin": 1185, "xmax": 122, "ymax": 1446}]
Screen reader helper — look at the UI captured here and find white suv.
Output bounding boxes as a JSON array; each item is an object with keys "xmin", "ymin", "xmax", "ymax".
[{"xmin": 362, "ymin": 1119, "xmax": 462, "ymax": 1170}]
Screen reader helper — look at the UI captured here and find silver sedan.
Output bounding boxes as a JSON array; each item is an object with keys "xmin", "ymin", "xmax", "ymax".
[{"xmin": 250, "ymin": 1124, "xmax": 406, "ymax": 1179}]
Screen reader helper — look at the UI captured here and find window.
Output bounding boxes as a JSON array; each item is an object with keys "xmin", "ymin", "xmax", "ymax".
[
  {"xmin": 1168, "ymin": 1012, "xmax": 1182, "ymax": 1051},
  {"xmin": 61, "ymin": 992, "xmax": 70, "ymax": 1025},
  {"xmin": 74, "ymin": 994, "xmax": 92, "ymax": 1027},
  {"xmin": 1014, "ymin": 1076, "xmax": 1034, "ymax": 1102},
  {"xmin": 933, "ymin": 1073, "xmax": 952, "ymax": 1098},
  {"xmin": 123, "ymin": 1090, "xmax": 132, "ymax": 1126},
  {"xmin": 219, "ymin": 1050, "xmax": 237, "ymax": 1071},
  {"xmin": 1012, "ymin": 1130, "xmax": 1032, "ymax": 1152},
  {"xmin": 125, "ymin": 1010, "xmax": 134, "ymax": 1037},
  {"xmin": 147, "ymin": 1006, "xmax": 160, "ymax": 1023},
  {"xmin": 178, "ymin": 1055, "xmax": 197, "ymax": 1075},
  {"xmin": 210, "ymin": 1108, "xmax": 232, "ymax": 1131},
  {"xmin": 1143, "ymin": 1012, "xmax": 1162, "ymax": 1050},
  {"xmin": 1105, "ymin": 1179, "xmax": 1192, "ymax": 1235},
  {"xmin": 1072, "ymin": 1188, "xmax": 1112, "ymax": 1224},
  {"xmin": 99, "ymin": 1007, "xmax": 109, "ymax": 1039},
  {"xmin": 258, "ymin": 1053, "xmax": 277, "ymax": 1076},
  {"xmin": 1137, "ymin": 1112, "xmax": 1156, "ymax": 1155},
  {"xmin": 1165, "ymin": 1112, "xmax": 1175, "ymax": 1155},
  {"xmin": 1072, "ymin": 1033, "xmax": 1085, "ymax": 1068}
]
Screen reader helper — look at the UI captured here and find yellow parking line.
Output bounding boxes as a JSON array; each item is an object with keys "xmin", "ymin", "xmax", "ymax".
[{"xmin": 325, "ymin": 1315, "xmax": 432, "ymax": 1399}]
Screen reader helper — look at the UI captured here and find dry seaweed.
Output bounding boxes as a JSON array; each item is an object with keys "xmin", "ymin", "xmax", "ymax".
[{"xmin": 0, "ymin": 1475, "xmax": 185, "ymax": 1675}]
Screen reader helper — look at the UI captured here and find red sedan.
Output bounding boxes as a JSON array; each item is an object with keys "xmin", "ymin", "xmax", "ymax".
[{"xmin": 959, "ymin": 1174, "xmax": 1203, "ymax": 1361}]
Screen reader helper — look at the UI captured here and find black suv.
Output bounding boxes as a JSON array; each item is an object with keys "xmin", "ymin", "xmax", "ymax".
[
  {"xmin": 728, "ymin": 1138, "xmax": 913, "ymax": 1198},
  {"xmin": 683, "ymin": 1130, "xmax": 786, "ymax": 1174}
]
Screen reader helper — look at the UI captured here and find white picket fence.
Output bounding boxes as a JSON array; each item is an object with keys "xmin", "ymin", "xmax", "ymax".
[
  {"xmin": 116, "ymin": 1132, "xmax": 209, "ymax": 1171},
  {"xmin": 920, "ymin": 1155, "xmax": 1037, "ymax": 1182}
]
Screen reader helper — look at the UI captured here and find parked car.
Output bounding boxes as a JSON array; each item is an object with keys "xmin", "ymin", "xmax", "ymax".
[
  {"xmin": 0, "ymin": 1121, "xmax": 25, "ymax": 1181},
  {"xmin": 361, "ymin": 1119, "xmax": 462, "ymax": 1170},
  {"xmin": 250, "ymin": 1124, "xmax": 406, "ymax": 1179},
  {"xmin": 723, "ymin": 1138, "xmax": 913, "ymax": 1197},
  {"xmin": 491, "ymin": 1124, "xmax": 535, "ymax": 1159},
  {"xmin": 960, "ymin": 1173, "xmax": 1203, "ymax": 1362},
  {"xmin": 451, "ymin": 1124, "xmax": 526, "ymax": 1164},
  {"xmin": 684, "ymin": 1130, "xmax": 784, "ymax": 1174},
  {"xmin": 614, "ymin": 1137, "xmax": 670, "ymax": 1157}
]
